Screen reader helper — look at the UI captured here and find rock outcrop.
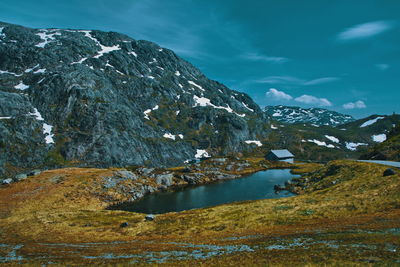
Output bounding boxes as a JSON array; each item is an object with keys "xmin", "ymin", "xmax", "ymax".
[{"xmin": 0, "ymin": 21, "xmax": 268, "ymax": 178}]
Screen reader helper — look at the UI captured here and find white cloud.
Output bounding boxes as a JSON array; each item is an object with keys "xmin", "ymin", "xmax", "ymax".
[
  {"xmin": 266, "ymin": 88, "xmax": 293, "ymax": 101},
  {"xmin": 255, "ymin": 75, "xmax": 339, "ymax": 86},
  {"xmin": 343, "ymin": 100, "xmax": 366, "ymax": 109},
  {"xmin": 337, "ymin": 21, "xmax": 394, "ymax": 41},
  {"xmin": 242, "ymin": 53, "xmax": 289, "ymax": 64},
  {"xmin": 375, "ymin": 64, "xmax": 389, "ymax": 71},
  {"xmin": 295, "ymin": 95, "xmax": 332, "ymax": 107}
]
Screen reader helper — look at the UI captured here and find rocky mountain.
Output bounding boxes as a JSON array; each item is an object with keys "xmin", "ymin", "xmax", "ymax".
[
  {"xmin": 255, "ymin": 114, "xmax": 400, "ymax": 162},
  {"xmin": 360, "ymin": 123, "xmax": 400, "ymax": 161},
  {"xmin": 265, "ymin": 105, "xmax": 354, "ymax": 126},
  {"xmin": 0, "ymin": 21, "xmax": 268, "ymax": 178}
]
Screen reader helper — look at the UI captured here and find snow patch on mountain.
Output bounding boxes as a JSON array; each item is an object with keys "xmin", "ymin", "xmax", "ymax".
[
  {"xmin": 265, "ymin": 105, "xmax": 354, "ymax": 126},
  {"xmin": 195, "ymin": 149, "xmax": 210, "ymax": 159},
  {"xmin": 244, "ymin": 140, "xmax": 262, "ymax": 147},
  {"xmin": 360, "ymin": 117, "xmax": 384, "ymax": 128},
  {"xmin": 143, "ymin": 105, "xmax": 159, "ymax": 120},
  {"xmin": 303, "ymin": 139, "xmax": 335, "ymax": 148},
  {"xmin": 345, "ymin": 142, "xmax": 367, "ymax": 151},
  {"xmin": 188, "ymin": 81, "xmax": 205, "ymax": 91},
  {"xmin": 372, "ymin": 134, "xmax": 386, "ymax": 143},
  {"xmin": 14, "ymin": 82, "xmax": 29, "ymax": 90},
  {"xmin": 43, "ymin": 123, "xmax": 55, "ymax": 144},
  {"xmin": 325, "ymin": 135, "xmax": 340, "ymax": 143},
  {"xmin": 35, "ymin": 30, "xmax": 61, "ymax": 48},
  {"xmin": 193, "ymin": 95, "xmax": 245, "ymax": 117}
]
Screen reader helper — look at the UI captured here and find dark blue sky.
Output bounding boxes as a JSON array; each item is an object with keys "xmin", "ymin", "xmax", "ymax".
[{"xmin": 1, "ymin": 0, "xmax": 399, "ymax": 118}]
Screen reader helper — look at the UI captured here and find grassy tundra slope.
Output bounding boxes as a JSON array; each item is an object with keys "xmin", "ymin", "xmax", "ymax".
[
  {"xmin": 0, "ymin": 160, "xmax": 399, "ymax": 265},
  {"xmin": 361, "ymin": 124, "xmax": 400, "ymax": 161}
]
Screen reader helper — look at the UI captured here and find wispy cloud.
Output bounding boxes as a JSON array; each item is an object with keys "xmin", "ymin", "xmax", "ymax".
[
  {"xmin": 295, "ymin": 95, "xmax": 332, "ymax": 107},
  {"xmin": 375, "ymin": 63, "xmax": 390, "ymax": 71},
  {"xmin": 242, "ymin": 53, "xmax": 289, "ymax": 64},
  {"xmin": 303, "ymin": 77, "xmax": 340, "ymax": 86},
  {"xmin": 254, "ymin": 75, "xmax": 340, "ymax": 86},
  {"xmin": 256, "ymin": 76, "xmax": 303, "ymax": 85},
  {"xmin": 266, "ymin": 88, "xmax": 293, "ymax": 101},
  {"xmin": 343, "ymin": 100, "xmax": 366, "ymax": 109},
  {"xmin": 337, "ymin": 20, "xmax": 394, "ymax": 41}
]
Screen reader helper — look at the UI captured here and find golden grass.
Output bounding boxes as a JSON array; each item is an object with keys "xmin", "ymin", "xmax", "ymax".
[{"xmin": 0, "ymin": 160, "xmax": 399, "ymax": 265}]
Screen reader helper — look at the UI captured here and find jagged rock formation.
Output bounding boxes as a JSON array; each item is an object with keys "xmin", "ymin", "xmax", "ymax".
[
  {"xmin": 0, "ymin": 21, "xmax": 268, "ymax": 178},
  {"xmin": 265, "ymin": 105, "xmax": 354, "ymax": 126}
]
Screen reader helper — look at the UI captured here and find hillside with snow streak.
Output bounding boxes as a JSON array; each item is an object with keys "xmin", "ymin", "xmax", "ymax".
[
  {"xmin": 0, "ymin": 21, "xmax": 266, "ymax": 178},
  {"xmin": 265, "ymin": 105, "xmax": 354, "ymax": 126}
]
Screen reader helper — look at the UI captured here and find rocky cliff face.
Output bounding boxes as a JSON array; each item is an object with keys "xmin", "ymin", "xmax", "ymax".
[
  {"xmin": 0, "ymin": 21, "xmax": 268, "ymax": 177},
  {"xmin": 265, "ymin": 105, "xmax": 354, "ymax": 126}
]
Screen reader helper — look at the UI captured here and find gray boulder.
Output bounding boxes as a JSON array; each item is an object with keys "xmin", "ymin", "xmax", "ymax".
[
  {"xmin": 14, "ymin": 174, "xmax": 27, "ymax": 181},
  {"xmin": 28, "ymin": 169, "xmax": 41, "ymax": 176},
  {"xmin": 145, "ymin": 214, "xmax": 155, "ymax": 221},
  {"xmin": 2, "ymin": 178, "xmax": 13, "ymax": 185},
  {"xmin": 183, "ymin": 173, "xmax": 204, "ymax": 184},
  {"xmin": 212, "ymin": 158, "xmax": 227, "ymax": 163},
  {"xmin": 120, "ymin": 222, "xmax": 129, "ymax": 228},
  {"xmin": 155, "ymin": 173, "xmax": 173, "ymax": 186},
  {"xmin": 137, "ymin": 168, "xmax": 155, "ymax": 176},
  {"xmin": 383, "ymin": 168, "xmax": 396, "ymax": 177},
  {"xmin": 216, "ymin": 173, "xmax": 239, "ymax": 180},
  {"xmin": 115, "ymin": 170, "xmax": 137, "ymax": 180},
  {"xmin": 225, "ymin": 165, "xmax": 234, "ymax": 171}
]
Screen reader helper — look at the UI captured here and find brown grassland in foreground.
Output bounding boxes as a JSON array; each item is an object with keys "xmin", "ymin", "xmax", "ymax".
[{"xmin": 0, "ymin": 159, "xmax": 399, "ymax": 265}]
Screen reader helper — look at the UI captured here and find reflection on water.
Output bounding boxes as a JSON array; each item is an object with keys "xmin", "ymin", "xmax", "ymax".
[{"xmin": 111, "ymin": 169, "xmax": 298, "ymax": 214}]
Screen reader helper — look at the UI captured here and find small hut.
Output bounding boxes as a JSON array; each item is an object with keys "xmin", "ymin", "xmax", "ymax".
[{"xmin": 265, "ymin": 149, "xmax": 294, "ymax": 163}]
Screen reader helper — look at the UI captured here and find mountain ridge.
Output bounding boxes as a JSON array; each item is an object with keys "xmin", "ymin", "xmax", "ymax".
[
  {"xmin": 0, "ymin": 21, "xmax": 268, "ymax": 178},
  {"xmin": 265, "ymin": 105, "xmax": 354, "ymax": 126}
]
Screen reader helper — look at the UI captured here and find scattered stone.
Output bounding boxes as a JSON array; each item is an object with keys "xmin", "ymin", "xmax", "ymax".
[
  {"xmin": 145, "ymin": 214, "xmax": 155, "ymax": 221},
  {"xmin": 274, "ymin": 184, "xmax": 285, "ymax": 192},
  {"xmin": 2, "ymin": 178, "xmax": 13, "ymax": 185},
  {"xmin": 183, "ymin": 173, "xmax": 204, "ymax": 184},
  {"xmin": 115, "ymin": 170, "xmax": 137, "ymax": 180},
  {"xmin": 28, "ymin": 169, "xmax": 41, "ymax": 176},
  {"xmin": 212, "ymin": 158, "xmax": 227, "ymax": 163},
  {"xmin": 237, "ymin": 162, "xmax": 251, "ymax": 168},
  {"xmin": 14, "ymin": 174, "xmax": 27, "ymax": 181},
  {"xmin": 50, "ymin": 175, "xmax": 64, "ymax": 184},
  {"xmin": 120, "ymin": 222, "xmax": 129, "ymax": 228},
  {"xmin": 181, "ymin": 167, "xmax": 191, "ymax": 173},
  {"xmin": 137, "ymin": 168, "xmax": 154, "ymax": 176},
  {"xmin": 203, "ymin": 167, "xmax": 221, "ymax": 172},
  {"xmin": 225, "ymin": 165, "xmax": 234, "ymax": 171},
  {"xmin": 383, "ymin": 168, "xmax": 396, "ymax": 177},
  {"xmin": 155, "ymin": 173, "xmax": 173, "ymax": 186},
  {"xmin": 216, "ymin": 173, "xmax": 239, "ymax": 180}
]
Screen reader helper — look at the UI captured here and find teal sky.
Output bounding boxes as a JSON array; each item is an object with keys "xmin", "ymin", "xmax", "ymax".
[{"xmin": 1, "ymin": 0, "xmax": 399, "ymax": 118}]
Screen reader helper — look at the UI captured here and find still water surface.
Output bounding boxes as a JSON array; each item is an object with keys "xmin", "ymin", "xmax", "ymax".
[{"xmin": 111, "ymin": 169, "xmax": 298, "ymax": 214}]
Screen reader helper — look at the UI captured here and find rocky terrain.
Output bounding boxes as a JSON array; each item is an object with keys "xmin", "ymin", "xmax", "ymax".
[
  {"xmin": 0, "ymin": 21, "xmax": 267, "ymax": 179},
  {"xmin": 261, "ymin": 114, "xmax": 400, "ymax": 162},
  {"xmin": 0, "ymin": 160, "xmax": 399, "ymax": 265},
  {"xmin": 265, "ymin": 105, "xmax": 354, "ymax": 126},
  {"xmin": 360, "ymin": 124, "xmax": 400, "ymax": 161}
]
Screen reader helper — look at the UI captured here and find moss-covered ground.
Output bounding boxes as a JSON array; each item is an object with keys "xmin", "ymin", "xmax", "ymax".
[{"xmin": 0, "ymin": 160, "xmax": 399, "ymax": 265}]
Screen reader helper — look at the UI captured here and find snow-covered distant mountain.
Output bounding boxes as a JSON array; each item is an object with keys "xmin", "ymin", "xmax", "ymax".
[{"xmin": 265, "ymin": 105, "xmax": 354, "ymax": 126}]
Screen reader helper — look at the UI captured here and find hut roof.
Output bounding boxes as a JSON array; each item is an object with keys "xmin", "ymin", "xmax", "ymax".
[{"xmin": 269, "ymin": 149, "xmax": 294, "ymax": 158}]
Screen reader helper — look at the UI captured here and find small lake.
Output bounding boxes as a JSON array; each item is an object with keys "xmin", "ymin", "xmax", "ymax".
[{"xmin": 110, "ymin": 169, "xmax": 298, "ymax": 214}]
